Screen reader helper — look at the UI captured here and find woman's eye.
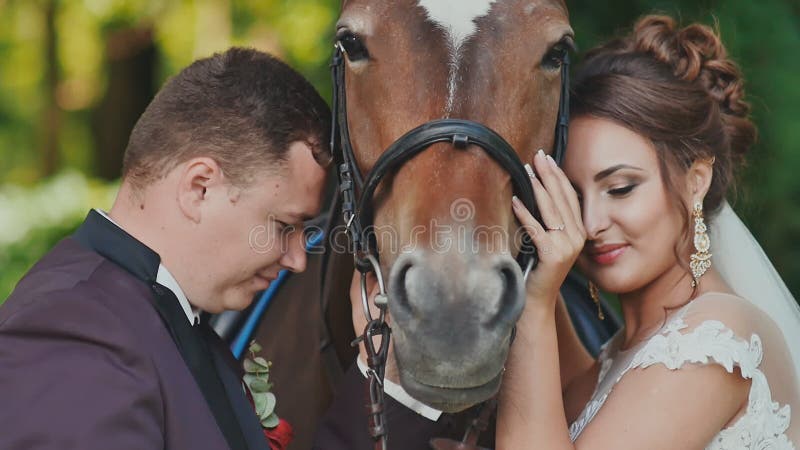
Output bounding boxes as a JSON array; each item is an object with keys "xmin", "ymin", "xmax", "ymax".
[
  {"xmin": 337, "ymin": 32, "xmax": 369, "ymax": 62},
  {"xmin": 608, "ymin": 185, "xmax": 636, "ymax": 197}
]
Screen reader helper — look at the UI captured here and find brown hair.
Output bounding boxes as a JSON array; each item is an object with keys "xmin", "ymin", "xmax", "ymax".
[
  {"xmin": 571, "ymin": 15, "xmax": 756, "ymax": 219},
  {"xmin": 122, "ymin": 47, "xmax": 331, "ymax": 190}
]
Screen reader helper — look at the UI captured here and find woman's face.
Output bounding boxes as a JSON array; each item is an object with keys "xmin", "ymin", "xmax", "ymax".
[{"xmin": 562, "ymin": 116, "xmax": 687, "ymax": 294}]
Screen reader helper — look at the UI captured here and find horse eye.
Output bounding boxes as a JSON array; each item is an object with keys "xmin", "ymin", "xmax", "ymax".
[
  {"xmin": 541, "ymin": 45, "xmax": 567, "ymax": 70},
  {"xmin": 337, "ymin": 32, "xmax": 369, "ymax": 62}
]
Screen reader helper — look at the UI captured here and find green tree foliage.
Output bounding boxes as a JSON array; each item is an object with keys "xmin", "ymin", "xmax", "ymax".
[{"xmin": 0, "ymin": 0, "xmax": 797, "ymax": 301}]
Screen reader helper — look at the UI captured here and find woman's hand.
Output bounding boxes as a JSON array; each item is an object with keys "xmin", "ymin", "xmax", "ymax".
[
  {"xmin": 513, "ymin": 149, "xmax": 586, "ymax": 314},
  {"xmin": 497, "ymin": 150, "xmax": 585, "ymax": 450}
]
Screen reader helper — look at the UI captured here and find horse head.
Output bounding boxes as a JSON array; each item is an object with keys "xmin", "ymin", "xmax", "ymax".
[{"xmin": 335, "ymin": 0, "xmax": 572, "ymax": 412}]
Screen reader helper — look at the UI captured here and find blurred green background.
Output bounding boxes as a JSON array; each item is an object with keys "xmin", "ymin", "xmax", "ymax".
[{"xmin": 1, "ymin": 0, "xmax": 798, "ymax": 302}]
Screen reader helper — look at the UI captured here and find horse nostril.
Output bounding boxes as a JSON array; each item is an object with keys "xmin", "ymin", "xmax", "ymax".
[
  {"xmin": 486, "ymin": 260, "xmax": 525, "ymax": 328},
  {"xmin": 388, "ymin": 253, "xmax": 416, "ymax": 319}
]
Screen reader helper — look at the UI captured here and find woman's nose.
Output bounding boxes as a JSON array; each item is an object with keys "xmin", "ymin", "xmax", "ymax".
[{"xmin": 582, "ymin": 198, "xmax": 611, "ymax": 239}]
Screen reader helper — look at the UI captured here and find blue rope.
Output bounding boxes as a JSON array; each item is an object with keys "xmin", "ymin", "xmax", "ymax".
[{"xmin": 231, "ymin": 230, "xmax": 325, "ymax": 359}]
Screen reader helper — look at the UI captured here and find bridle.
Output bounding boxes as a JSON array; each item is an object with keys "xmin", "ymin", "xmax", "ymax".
[{"xmin": 329, "ymin": 40, "xmax": 571, "ymax": 450}]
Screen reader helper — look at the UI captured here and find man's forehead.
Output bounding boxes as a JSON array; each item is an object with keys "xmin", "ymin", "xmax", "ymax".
[{"xmin": 284, "ymin": 154, "xmax": 327, "ymax": 215}]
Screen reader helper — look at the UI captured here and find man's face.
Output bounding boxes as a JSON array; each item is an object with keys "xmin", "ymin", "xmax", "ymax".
[{"xmin": 193, "ymin": 141, "xmax": 327, "ymax": 312}]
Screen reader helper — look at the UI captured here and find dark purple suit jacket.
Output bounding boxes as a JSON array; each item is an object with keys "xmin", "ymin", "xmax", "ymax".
[{"xmin": 0, "ymin": 211, "xmax": 269, "ymax": 450}]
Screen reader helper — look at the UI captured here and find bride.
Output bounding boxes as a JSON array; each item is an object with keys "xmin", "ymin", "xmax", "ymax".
[{"xmin": 500, "ymin": 15, "xmax": 800, "ymax": 449}]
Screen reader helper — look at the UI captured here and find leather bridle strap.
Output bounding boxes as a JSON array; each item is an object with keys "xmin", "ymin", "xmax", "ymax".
[
  {"xmin": 553, "ymin": 52, "xmax": 570, "ymax": 165},
  {"xmin": 356, "ymin": 118, "xmax": 539, "ymax": 270}
]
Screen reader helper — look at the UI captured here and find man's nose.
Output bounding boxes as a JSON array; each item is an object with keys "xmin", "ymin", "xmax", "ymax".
[{"xmin": 279, "ymin": 231, "xmax": 307, "ymax": 273}]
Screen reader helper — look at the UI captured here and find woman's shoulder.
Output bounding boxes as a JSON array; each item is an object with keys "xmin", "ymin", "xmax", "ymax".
[
  {"xmin": 684, "ymin": 291, "xmax": 778, "ymax": 336},
  {"xmin": 630, "ymin": 291, "xmax": 780, "ymax": 377}
]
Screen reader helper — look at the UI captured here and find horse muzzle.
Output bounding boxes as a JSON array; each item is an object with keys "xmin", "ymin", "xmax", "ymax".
[{"xmin": 387, "ymin": 250, "xmax": 524, "ymax": 412}]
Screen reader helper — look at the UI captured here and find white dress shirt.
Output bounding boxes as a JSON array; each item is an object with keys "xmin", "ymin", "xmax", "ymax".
[{"xmin": 94, "ymin": 209, "xmax": 200, "ymax": 325}]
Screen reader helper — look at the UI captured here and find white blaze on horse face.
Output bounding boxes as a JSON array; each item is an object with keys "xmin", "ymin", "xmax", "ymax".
[{"xmin": 417, "ymin": 0, "xmax": 497, "ymax": 115}]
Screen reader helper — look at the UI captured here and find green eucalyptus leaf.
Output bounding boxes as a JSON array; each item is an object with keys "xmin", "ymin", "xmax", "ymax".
[
  {"xmin": 253, "ymin": 357, "xmax": 271, "ymax": 369},
  {"xmin": 261, "ymin": 412, "xmax": 280, "ymax": 429},
  {"xmin": 262, "ymin": 392, "xmax": 277, "ymax": 417},
  {"xmin": 253, "ymin": 392, "xmax": 268, "ymax": 416},
  {"xmin": 244, "ymin": 358, "xmax": 269, "ymax": 373},
  {"xmin": 248, "ymin": 377, "xmax": 271, "ymax": 393},
  {"xmin": 248, "ymin": 340, "xmax": 262, "ymax": 354}
]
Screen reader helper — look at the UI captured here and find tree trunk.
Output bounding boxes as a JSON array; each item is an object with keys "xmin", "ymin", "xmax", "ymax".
[
  {"xmin": 41, "ymin": 0, "xmax": 59, "ymax": 177},
  {"xmin": 91, "ymin": 26, "xmax": 156, "ymax": 180}
]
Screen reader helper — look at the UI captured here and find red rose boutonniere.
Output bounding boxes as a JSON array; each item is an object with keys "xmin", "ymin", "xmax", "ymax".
[{"xmin": 243, "ymin": 341, "xmax": 293, "ymax": 450}]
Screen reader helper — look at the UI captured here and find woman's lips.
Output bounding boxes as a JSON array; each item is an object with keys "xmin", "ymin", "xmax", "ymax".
[{"xmin": 587, "ymin": 244, "xmax": 629, "ymax": 265}]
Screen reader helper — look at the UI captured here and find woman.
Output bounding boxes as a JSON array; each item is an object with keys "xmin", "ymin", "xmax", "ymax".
[{"xmin": 499, "ymin": 15, "xmax": 800, "ymax": 449}]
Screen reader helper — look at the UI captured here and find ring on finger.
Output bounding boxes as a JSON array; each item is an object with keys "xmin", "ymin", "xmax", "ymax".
[{"xmin": 547, "ymin": 224, "xmax": 566, "ymax": 231}]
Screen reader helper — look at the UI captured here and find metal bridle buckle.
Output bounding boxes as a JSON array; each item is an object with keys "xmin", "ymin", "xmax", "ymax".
[{"xmin": 360, "ymin": 253, "xmax": 388, "ymax": 324}]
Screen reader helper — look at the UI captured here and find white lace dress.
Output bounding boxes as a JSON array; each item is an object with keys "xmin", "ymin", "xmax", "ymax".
[{"xmin": 568, "ymin": 294, "xmax": 799, "ymax": 449}]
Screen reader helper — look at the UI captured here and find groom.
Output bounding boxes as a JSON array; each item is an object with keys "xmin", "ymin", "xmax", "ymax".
[{"xmin": 0, "ymin": 48, "xmax": 330, "ymax": 449}]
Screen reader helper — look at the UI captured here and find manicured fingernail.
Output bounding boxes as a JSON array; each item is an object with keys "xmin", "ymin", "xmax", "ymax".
[
  {"xmin": 512, "ymin": 195, "xmax": 521, "ymax": 208},
  {"xmin": 536, "ymin": 148, "xmax": 545, "ymax": 160},
  {"xmin": 546, "ymin": 154, "xmax": 557, "ymax": 167},
  {"xmin": 524, "ymin": 163, "xmax": 536, "ymax": 179}
]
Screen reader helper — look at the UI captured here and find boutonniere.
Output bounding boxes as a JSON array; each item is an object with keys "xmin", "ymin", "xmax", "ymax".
[{"xmin": 243, "ymin": 341, "xmax": 293, "ymax": 450}]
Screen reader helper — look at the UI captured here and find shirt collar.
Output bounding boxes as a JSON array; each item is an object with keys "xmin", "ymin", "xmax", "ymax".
[
  {"xmin": 93, "ymin": 209, "xmax": 201, "ymax": 325},
  {"xmin": 356, "ymin": 356, "xmax": 442, "ymax": 421}
]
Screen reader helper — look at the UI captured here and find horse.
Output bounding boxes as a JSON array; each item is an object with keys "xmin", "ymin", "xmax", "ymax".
[
  {"xmin": 213, "ymin": 1, "xmax": 620, "ymax": 448},
  {"xmin": 329, "ymin": 0, "xmax": 573, "ymax": 412}
]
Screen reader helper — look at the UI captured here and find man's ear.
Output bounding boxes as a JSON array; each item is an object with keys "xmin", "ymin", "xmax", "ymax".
[
  {"xmin": 176, "ymin": 157, "xmax": 224, "ymax": 223},
  {"xmin": 686, "ymin": 158, "xmax": 714, "ymax": 205}
]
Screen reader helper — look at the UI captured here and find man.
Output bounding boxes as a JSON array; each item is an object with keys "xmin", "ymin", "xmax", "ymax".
[{"xmin": 0, "ymin": 47, "xmax": 330, "ymax": 450}]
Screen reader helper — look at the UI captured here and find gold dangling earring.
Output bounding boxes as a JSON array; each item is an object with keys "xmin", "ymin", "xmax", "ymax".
[
  {"xmin": 589, "ymin": 281, "xmax": 605, "ymax": 321},
  {"xmin": 690, "ymin": 201, "xmax": 712, "ymax": 288}
]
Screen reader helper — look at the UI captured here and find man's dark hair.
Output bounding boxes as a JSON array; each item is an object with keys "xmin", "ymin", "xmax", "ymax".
[{"xmin": 122, "ymin": 47, "xmax": 331, "ymax": 190}]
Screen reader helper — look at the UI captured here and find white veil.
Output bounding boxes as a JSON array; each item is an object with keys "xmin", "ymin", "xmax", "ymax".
[{"xmin": 710, "ymin": 201, "xmax": 800, "ymax": 383}]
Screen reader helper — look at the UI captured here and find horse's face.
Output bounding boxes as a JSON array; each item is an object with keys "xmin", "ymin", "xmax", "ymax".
[{"xmin": 338, "ymin": 0, "xmax": 572, "ymax": 412}]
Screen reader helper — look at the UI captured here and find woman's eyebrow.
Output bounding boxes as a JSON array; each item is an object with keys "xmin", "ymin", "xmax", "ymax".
[{"xmin": 594, "ymin": 164, "xmax": 644, "ymax": 182}]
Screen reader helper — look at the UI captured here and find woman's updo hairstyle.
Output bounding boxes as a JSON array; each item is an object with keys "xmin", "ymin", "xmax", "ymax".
[{"xmin": 570, "ymin": 15, "xmax": 757, "ymax": 217}]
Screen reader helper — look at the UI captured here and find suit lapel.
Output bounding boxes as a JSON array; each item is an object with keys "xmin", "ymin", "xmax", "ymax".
[
  {"xmin": 73, "ymin": 210, "xmax": 252, "ymax": 450},
  {"xmin": 201, "ymin": 324, "xmax": 272, "ymax": 450},
  {"xmin": 150, "ymin": 285, "xmax": 251, "ymax": 450}
]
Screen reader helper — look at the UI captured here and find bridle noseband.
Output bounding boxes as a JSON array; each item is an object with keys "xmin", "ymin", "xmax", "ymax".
[{"xmin": 329, "ymin": 41, "xmax": 571, "ymax": 450}]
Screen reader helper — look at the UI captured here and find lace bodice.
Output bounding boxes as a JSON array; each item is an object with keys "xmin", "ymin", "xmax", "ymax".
[{"xmin": 568, "ymin": 294, "xmax": 797, "ymax": 449}]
